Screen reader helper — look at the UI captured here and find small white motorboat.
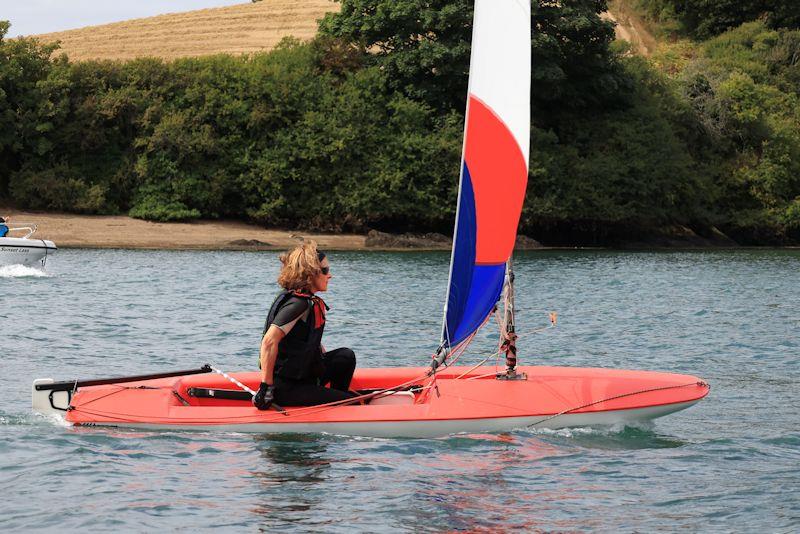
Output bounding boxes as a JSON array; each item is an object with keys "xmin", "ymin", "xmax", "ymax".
[{"xmin": 0, "ymin": 224, "xmax": 57, "ymax": 267}]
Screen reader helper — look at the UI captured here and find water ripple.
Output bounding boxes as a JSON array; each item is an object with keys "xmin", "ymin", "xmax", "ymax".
[{"xmin": 2, "ymin": 249, "xmax": 799, "ymax": 530}]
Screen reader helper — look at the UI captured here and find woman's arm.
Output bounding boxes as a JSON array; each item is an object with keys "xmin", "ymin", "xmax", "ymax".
[{"xmin": 259, "ymin": 325, "xmax": 286, "ymax": 385}]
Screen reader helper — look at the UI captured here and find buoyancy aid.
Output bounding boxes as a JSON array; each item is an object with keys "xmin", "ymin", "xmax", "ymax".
[{"xmin": 262, "ymin": 289, "xmax": 329, "ymax": 380}]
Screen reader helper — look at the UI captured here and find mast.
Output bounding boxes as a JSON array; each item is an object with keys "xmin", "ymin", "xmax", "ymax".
[{"xmin": 497, "ymin": 257, "xmax": 525, "ymax": 380}]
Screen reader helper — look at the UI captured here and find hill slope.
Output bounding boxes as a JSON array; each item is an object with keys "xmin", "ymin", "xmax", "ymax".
[
  {"xmin": 33, "ymin": 0, "xmax": 339, "ymax": 61},
  {"xmin": 34, "ymin": 1, "xmax": 651, "ymax": 64}
]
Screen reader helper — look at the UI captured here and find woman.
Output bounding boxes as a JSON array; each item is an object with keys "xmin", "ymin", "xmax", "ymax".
[
  {"xmin": 253, "ymin": 240, "xmax": 357, "ymax": 410},
  {"xmin": 0, "ymin": 216, "xmax": 9, "ymax": 238}
]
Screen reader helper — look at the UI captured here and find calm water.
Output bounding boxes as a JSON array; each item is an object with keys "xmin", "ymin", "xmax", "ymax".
[{"xmin": 1, "ymin": 249, "xmax": 798, "ymax": 531}]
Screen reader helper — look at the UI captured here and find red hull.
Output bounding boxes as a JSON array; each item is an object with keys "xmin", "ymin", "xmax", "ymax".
[{"xmin": 36, "ymin": 366, "xmax": 710, "ymax": 437}]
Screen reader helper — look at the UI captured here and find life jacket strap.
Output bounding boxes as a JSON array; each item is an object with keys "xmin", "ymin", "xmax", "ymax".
[{"xmin": 291, "ymin": 289, "xmax": 328, "ymax": 328}]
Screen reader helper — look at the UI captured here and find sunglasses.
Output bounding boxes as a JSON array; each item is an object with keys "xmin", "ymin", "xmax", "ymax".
[{"xmin": 320, "ymin": 266, "xmax": 330, "ymax": 275}]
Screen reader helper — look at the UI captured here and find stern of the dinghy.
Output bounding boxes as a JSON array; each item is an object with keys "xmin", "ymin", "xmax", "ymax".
[{"xmin": 32, "ymin": 378, "xmax": 68, "ymax": 416}]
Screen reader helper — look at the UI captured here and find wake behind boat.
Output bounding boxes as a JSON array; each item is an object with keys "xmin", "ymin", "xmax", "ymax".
[{"xmin": 0, "ymin": 224, "xmax": 57, "ymax": 267}]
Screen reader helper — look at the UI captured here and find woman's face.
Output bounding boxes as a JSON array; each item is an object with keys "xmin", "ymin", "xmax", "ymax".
[{"xmin": 310, "ymin": 257, "xmax": 331, "ymax": 293}]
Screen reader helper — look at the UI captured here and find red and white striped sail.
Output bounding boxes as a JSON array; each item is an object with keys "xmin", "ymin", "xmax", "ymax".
[{"xmin": 443, "ymin": 0, "xmax": 531, "ymax": 347}]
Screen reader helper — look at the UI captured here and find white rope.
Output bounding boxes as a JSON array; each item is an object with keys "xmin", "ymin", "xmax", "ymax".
[
  {"xmin": 210, "ymin": 365, "xmax": 256, "ymax": 396},
  {"xmin": 454, "ymin": 349, "xmax": 502, "ymax": 379},
  {"xmin": 530, "ymin": 381, "xmax": 707, "ymax": 427}
]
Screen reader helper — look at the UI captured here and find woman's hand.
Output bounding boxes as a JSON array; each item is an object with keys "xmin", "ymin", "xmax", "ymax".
[{"xmin": 253, "ymin": 382, "xmax": 275, "ymax": 410}]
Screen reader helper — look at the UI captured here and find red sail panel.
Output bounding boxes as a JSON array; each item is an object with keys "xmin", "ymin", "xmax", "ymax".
[{"xmin": 464, "ymin": 95, "xmax": 528, "ymax": 265}]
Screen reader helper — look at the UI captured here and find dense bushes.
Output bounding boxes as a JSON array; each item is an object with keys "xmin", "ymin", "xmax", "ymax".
[
  {"xmin": 0, "ymin": 30, "xmax": 462, "ymax": 229},
  {"xmin": 526, "ymin": 56, "xmax": 704, "ymax": 227},
  {"xmin": 681, "ymin": 23, "xmax": 800, "ymax": 240},
  {"xmin": 319, "ymin": 0, "xmax": 631, "ymax": 122}
]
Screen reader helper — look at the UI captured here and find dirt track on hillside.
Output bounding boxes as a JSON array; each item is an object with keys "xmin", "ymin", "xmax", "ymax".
[{"xmin": 605, "ymin": 0, "xmax": 658, "ymax": 56}]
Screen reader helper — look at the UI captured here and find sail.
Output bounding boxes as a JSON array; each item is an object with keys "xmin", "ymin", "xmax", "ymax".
[{"xmin": 442, "ymin": 0, "xmax": 530, "ymax": 348}]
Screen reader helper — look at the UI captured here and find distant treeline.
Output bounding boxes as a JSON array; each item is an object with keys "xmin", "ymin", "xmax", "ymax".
[{"xmin": 1, "ymin": 0, "xmax": 799, "ymax": 245}]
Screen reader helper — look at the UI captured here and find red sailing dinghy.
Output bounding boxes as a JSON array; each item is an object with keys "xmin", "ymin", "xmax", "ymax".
[{"xmin": 32, "ymin": 1, "xmax": 708, "ymax": 438}]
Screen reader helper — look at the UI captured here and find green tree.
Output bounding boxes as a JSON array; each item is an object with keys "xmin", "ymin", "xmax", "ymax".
[
  {"xmin": 319, "ymin": 0, "xmax": 630, "ymax": 119},
  {"xmin": 0, "ymin": 22, "xmax": 61, "ymax": 199},
  {"xmin": 676, "ymin": 22, "xmax": 800, "ymax": 242},
  {"xmin": 523, "ymin": 56, "xmax": 708, "ymax": 242}
]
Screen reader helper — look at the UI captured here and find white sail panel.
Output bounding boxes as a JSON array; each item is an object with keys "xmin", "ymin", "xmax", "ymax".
[{"xmin": 469, "ymin": 0, "xmax": 531, "ymax": 166}]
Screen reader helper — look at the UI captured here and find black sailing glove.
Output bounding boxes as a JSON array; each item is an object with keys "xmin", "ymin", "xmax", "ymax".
[{"xmin": 253, "ymin": 382, "xmax": 275, "ymax": 411}]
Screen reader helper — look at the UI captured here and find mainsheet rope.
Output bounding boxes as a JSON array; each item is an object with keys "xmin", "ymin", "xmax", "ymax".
[{"xmin": 210, "ymin": 365, "xmax": 256, "ymax": 395}]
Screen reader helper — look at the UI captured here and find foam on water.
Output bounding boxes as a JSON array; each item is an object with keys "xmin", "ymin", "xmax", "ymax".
[
  {"xmin": 528, "ymin": 420, "xmax": 655, "ymax": 438},
  {"xmin": 1, "ymin": 412, "xmax": 71, "ymax": 428},
  {"xmin": 0, "ymin": 264, "xmax": 51, "ymax": 278},
  {"xmin": 36, "ymin": 413, "xmax": 73, "ymax": 428}
]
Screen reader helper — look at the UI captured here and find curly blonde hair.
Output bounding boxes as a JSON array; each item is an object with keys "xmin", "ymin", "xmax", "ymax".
[{"xmin": 277, "ymin": 239, "xmax": 325, "ymax": 291}]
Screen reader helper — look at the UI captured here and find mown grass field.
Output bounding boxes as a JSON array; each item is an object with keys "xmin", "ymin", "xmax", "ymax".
[{"xmin": 33, "ymin": 0, "xmax": 339, "ymax": 61}]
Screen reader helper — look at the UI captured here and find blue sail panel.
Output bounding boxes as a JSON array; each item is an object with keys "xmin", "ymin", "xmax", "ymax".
[
  {"xmin": 448, "ymin": 264, "xmax": 506, "ymax": 345},
  {"xmin": 444, "ymin": 161, "xmax": 476, "ymax": 343},
  {"xmin": 444, "ymin": 163, "xmax": 506, "ymax": 347}
]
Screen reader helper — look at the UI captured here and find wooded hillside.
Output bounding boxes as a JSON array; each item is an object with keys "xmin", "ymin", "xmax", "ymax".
[{"xmin": 2, "ymin": 1, "xmax": 799, "ymax": 246}]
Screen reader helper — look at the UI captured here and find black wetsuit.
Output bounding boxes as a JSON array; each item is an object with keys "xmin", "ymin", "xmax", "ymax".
[{"xmin": 263, "ymin": 290, "xmax": 356, "ymax": 406}]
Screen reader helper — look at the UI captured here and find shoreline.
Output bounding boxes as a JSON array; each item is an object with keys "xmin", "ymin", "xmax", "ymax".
[
  {"xmin": 3, "ymin": 209, "xmax": 797, "ymax": 251},
  {"xmin": 1, "ymin": 210, "xmax": 372, "ymax": 251},
  {"xmin": 0, "ymin": 208, "xmax": 548, "ymax": 252}
]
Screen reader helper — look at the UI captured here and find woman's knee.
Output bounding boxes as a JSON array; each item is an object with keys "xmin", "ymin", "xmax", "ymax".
[
  {"xmin": 341, "ymin": 347, "xmax": 355, "ymax": 363},
  {"xmin": 330, "ymin": 347, "xmax": 355, "ymax": 365}
]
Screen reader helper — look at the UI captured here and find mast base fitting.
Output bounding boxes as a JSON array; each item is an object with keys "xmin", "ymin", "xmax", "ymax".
[{"xmin": 496, "ymin": 369, "xmax": 527, "ymax": 381}]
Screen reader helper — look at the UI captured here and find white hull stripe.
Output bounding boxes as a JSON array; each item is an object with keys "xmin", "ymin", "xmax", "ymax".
[{"xmin": 71, "ymin": 401, "xmax": 701, "ymax": 439}]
